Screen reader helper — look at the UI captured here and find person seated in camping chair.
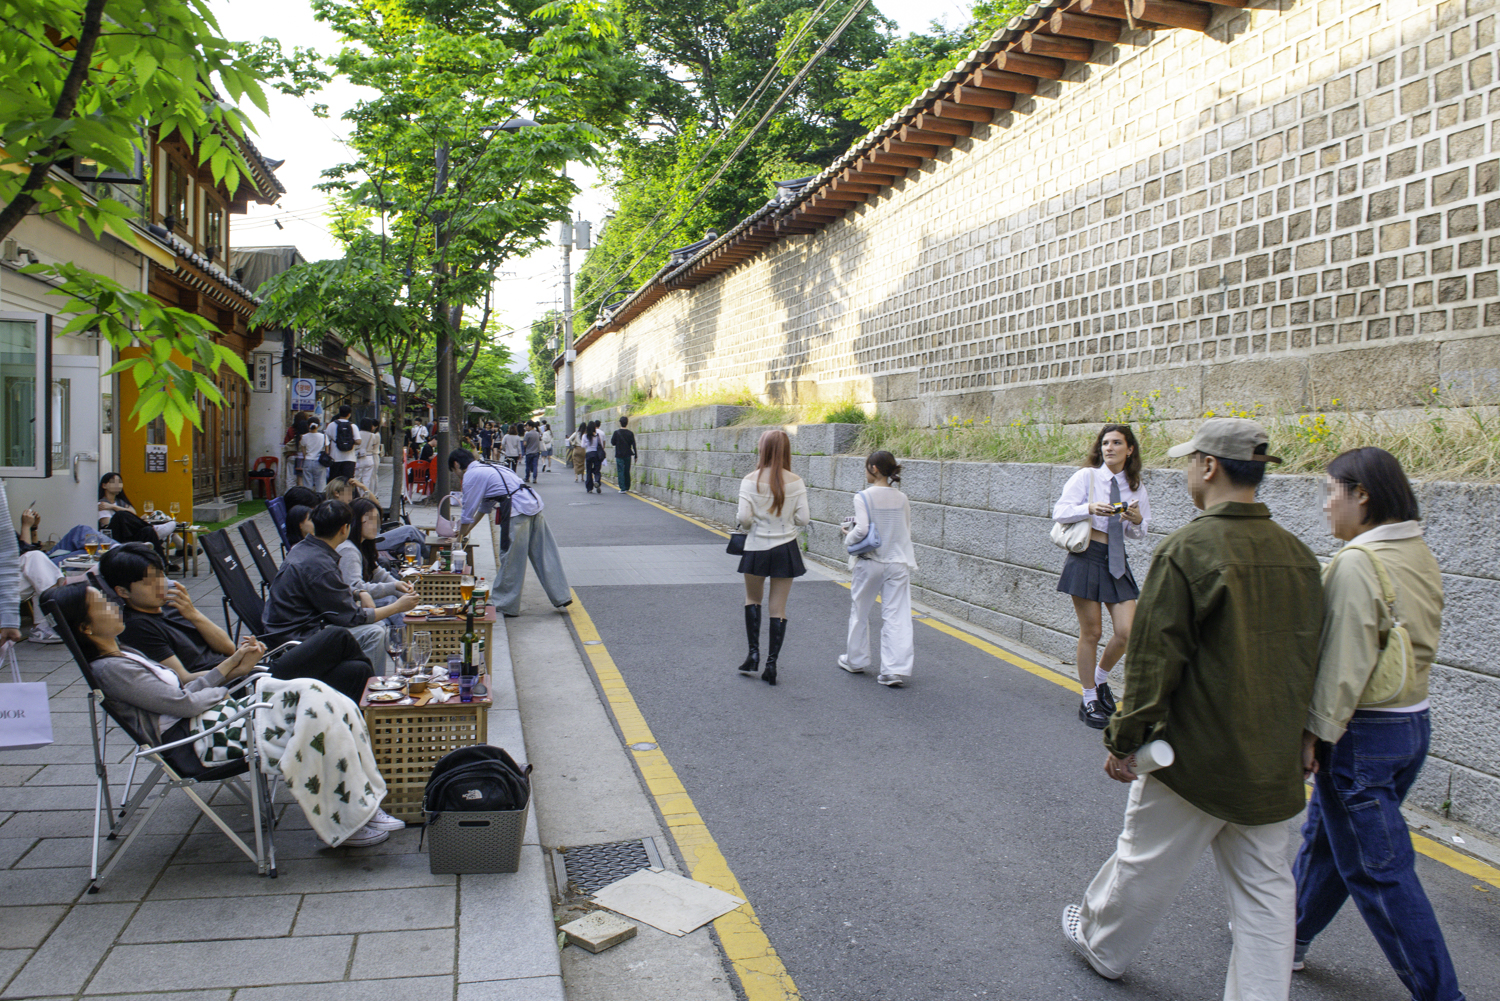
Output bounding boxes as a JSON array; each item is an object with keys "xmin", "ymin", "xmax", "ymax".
[
  {"xmin": 325, "ymin": 478, "xmax": 427, "ymax": 562},
  {"xmin": 99, "ymin": 543, "xmax": 380, "ymax": 704},
  {"xmin": 49, "ymin": 581, "xmax": 404, "ymax": 848}
]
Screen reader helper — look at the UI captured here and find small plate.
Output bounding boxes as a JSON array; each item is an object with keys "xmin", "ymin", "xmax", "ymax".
[
  {"xmin": 368, "ymin": 679, "xmax": 404, "ymax": 691},
  {"xmin": 368, "ymin": 691, "xmax": 408, "ymax": 703}
]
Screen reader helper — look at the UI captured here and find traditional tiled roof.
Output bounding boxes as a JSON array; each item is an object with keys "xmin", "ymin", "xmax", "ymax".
[
  {"xmin": 578, "ymin": 0, "xmax": 1243, "ymax": 354},
  {"xmin": 148, "ymin": 224, "xmax": 263, "ymax": 308}
]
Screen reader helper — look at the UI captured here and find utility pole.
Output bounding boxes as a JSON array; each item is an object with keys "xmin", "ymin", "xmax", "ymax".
[
  {"xmin": 560, "ymin": 164, "xmax": 576, "ymax": 438},
  {"xmin": 433, "ymin": 141, "xmax": 454, "ymax": 501}
]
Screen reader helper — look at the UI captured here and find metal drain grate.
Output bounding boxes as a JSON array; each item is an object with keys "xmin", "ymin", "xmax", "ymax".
[{"xmin": 555, "ymin": 837, "xmax": 663, "ymax": 893}]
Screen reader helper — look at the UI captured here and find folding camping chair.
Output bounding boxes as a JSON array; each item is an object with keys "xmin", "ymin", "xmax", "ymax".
[
  {"xmin": 265, "ymin": 495, "xmax": 289, "ymax": 555},
  {"xmin": 41, "ymin": 596, "xmax": 281, "ymax": 892},
  {"xmin": 238, "ymin": 521, "xmax": 280, "ymax": 599},
  {"xmin": 200, "ymin": 529, "xmax": 266, "ymax": 640}
]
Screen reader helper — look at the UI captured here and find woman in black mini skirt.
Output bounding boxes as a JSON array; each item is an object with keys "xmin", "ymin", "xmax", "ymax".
[
  {"xmin": 1052, "ymin": 424, "xmax": 1150, "ymax": 729},
  {"xmin": 733, "ymin": 429, "xmax": 810, "ymax": 686}
]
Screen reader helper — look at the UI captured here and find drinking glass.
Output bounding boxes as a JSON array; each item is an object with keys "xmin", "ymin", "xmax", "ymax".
[
  {"xmin": 385, "ymin": 634, "xmax": 404, "ymax": 680},
  {"xmin": 168, "ymin": 501, "xmax": 181, "ymax": 520},
  {"xmin": 460, "ymin": 574, "xmax": 475, "ymax": 605},
  {"xmin": 407, "ymin": 631, "xmax": 432, "ymax": 677},
  {"xmin": 143, "ymin": 500, "xmax": 154, "ymax": 515},
  {"xmin": 83, "ymin": 542, "xmax": 98, "ymax": 557}
]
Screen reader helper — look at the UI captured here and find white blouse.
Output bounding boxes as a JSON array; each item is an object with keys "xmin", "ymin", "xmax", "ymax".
[
  {"xmin": 1052, "ymin": 466, "xmax": 1150, "ymax": 539},
  {"xmin": 844, "ymin": 485, "xmax": 917, "ymax": 570},
  {"xmin": 736, "ymin": 471, "xmax": 810, "ymax": 551}
]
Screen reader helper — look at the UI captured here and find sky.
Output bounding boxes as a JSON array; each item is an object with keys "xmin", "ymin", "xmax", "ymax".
[{"xmin": 211, "ymin": 0, "xmax": 973, "ymax": 373}]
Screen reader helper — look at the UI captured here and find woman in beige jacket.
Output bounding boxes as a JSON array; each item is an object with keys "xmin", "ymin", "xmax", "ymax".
[
  {"xmin": 1294, "ymin": 447, "xmax": 1464, "ymax": 1000},
  {"xmin": 733, "ymin": 429, "xmax": 809, "ymax": 686}
]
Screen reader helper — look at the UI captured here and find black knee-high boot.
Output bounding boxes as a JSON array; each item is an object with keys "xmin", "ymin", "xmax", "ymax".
[
  {"xmin": 762, "ymin": 617, "xmax": 787, "ymax": 686},
  {"xmin": 737, "ymin": 604, "xmax": 761, "ymax": 675}
]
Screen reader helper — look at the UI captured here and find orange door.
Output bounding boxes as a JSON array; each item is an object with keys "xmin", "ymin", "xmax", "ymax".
[{"xmin": 115, "ymin": 347, "xmax": 194, "ymax": 521}]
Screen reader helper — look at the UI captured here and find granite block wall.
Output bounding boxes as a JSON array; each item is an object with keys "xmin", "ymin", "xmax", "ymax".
[
  {"xmin": 618, "ymin": 406, "xmax": 1500, "ymax": 838},
  {"xmin": 576, "ymin": 0, "xmax": 1500, "ymax": 429}
]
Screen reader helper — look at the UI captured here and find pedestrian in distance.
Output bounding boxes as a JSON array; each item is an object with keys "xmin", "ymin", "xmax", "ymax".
[
  {"xmin": 1062, "ymin": 418, "xmax": 1324, "ymax": 1001},
  {"xmin": 502, "ymin": 424, "xmax": 523, "ymax": 472},
  {"xmin": 611, "ymin": 416, "xmax": 638, "ymax": 493},
  {"xmin": 478, "ymin": 423, "xmax": 494, "ymax": 460},
  {"xmin": 523, "ymin": 421, "xmax": 542, "ymax": 483},
  {"xmin": 299, "ymin": 420, "xmax": 328, "ymax": 494},
  {"xmin": 1293, "ymin": 447, "xmax": 1466, "ymax": 1000},
  {"xmin": 838, "ymin": 451, "xmax": 916, "ymax": 687},
  {"xmin": 354, "ymin": 418, "xmax": 379, "ymax": 490},
  {"xmin": 734, "ymin": 429, "xmax": 810, "ymax": 686},
  {"xmin": 327, "ymin": 404, "xmax": 359, "ymax": 481},
  {"xmin": 541, "ymin": 423, "xmax": 554, "ymax": 473},
  {"xmin": 567, "ymin": 425, "xmax": 586, "ymax": 482},
  {"xmin": 583, "ymin": 421, "xmax": 607, "ymax": 494},
  {"xmin": 1052, "ymin": 423, "xmax": 1149, "ymax": 728},
  {"xmin": 448, "ymin": 449, "xmax": 572, "ymax": 618}
]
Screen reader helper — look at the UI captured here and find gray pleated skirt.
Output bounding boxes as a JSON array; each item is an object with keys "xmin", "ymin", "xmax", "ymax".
[{"xmin": 1057, "ymin": 540, "xmax": 1139, "ymax": 603}]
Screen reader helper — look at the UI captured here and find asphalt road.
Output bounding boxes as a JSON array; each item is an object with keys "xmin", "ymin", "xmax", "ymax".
[{"xmin": 535, "ymin": 473, "xmax": 1500, "ymax": 1001}]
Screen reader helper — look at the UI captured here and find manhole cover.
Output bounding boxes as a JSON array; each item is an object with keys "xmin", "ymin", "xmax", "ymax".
[{"xmin": 555, "ymin": 837, "xmax": 664, "ymax": 893}]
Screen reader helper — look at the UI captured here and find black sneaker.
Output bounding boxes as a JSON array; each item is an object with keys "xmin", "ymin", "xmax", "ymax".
[
  {"xmin": 1096, "ymin": 681, "xmax": 1117, "ymax": 715},
  {"xmin": 1079, "ymin": 700, "xmax": 1110, "ymax": 729}
]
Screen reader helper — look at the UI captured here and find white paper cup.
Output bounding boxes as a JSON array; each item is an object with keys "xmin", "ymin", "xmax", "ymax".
[{"xmin": 1129, "ymin": 740, "xmax": 1175, "ymax": 775}]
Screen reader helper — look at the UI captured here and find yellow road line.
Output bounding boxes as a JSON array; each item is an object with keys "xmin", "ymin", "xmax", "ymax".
[
  {"xmin": 617, "ymin": 491, "xmax": 1500, "ymax": 895},
  {"xmin": 567, "ymin": 590, "xmax": 801, "ymax": 1001}
]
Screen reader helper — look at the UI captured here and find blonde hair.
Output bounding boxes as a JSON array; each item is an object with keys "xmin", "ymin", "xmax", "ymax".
[{"xmin": 754, "ymin": 429, "xmax": 793, "ymax": 515}]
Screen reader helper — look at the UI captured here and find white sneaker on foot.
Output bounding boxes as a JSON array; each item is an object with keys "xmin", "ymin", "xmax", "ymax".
[
  {"xmin": 366, "ymin": 807, "xmax": 406, "ymax": 831},
  {"xmin": 341, "ymin": 823, "xmax": 390, "ymax": 847},
  {"xmin": 1061, "ymin": 904, "xmax": 1121, "ymax": 980},
  {"xmin": 837, "ymin": 655, "xmax": 864, "ymax": 674},
  {"xmin": 877, "ymin": 674, "xmax": 905, "ymax": 687},
  {"xmin": 27, "ymin": 623, "xmax": 62, "ymax": 645}
]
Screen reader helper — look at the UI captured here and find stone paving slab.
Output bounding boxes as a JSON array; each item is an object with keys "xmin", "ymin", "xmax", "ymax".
[{"xmin": 0, "ymin": 488, "xmax": 564, "ymax": 1000}]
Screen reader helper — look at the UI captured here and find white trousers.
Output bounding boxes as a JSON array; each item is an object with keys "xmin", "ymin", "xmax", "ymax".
[
  {"xmin": 354, "ymin": 456, "xmax": 375, "ymax": 488},
  {"xmin": 843, "ymin": 559, "xmax": 913, "ymax": 676},
  {"xmin": 18, "ymin": 550, "xmax": 63, "ymax": 607},
  {"xmin": 1078, "ymin": 776, "xmax": 1295, "ymax": 1001}
]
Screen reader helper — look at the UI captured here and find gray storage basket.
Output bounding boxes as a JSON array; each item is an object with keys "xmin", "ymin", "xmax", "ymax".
[{"xmin": 426, "ymin": 796, "xmax": 530, "ymax": 874}]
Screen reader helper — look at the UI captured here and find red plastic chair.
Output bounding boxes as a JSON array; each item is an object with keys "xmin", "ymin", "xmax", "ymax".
[
  {"xmin": 405, "ymin": 457, "xmax": 436, "ymax": 500},
  {"xmin": 248, "ymin": 456, "xmax": 279, "ymax": 499}
]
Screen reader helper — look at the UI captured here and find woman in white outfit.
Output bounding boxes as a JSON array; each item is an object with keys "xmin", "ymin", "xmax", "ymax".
[
  {"xmin": 299, "ymin": 421, "xmax": 329, "ymax": 494},
  {"xmin": 838, "ymin": 451, "xmax": 916, "ymax": 687},
  {"xmin": 354, "ymin": 418, "xmax": 379, "ymax": 488},
  {"xmin": 540, "ymin": 424, "xmax": 554, "ymax": 473},
  {"xmin": 734, "ymin": 429, "xmax": 810, "ymax": 686}
]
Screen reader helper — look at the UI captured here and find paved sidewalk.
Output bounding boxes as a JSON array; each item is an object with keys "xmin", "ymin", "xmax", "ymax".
[{"xmin": 0, "ymin": 470, "xmax": 562, "ymax": 1000}]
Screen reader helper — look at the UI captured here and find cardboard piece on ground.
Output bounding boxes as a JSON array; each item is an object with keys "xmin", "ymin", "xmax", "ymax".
[
  {"xmin": 590, "ymin": 868, "xmax": 745, "ymax": 937},
  {"xmin": 560, "ymin": 910, "xmax": 638, "ymax": 953}
]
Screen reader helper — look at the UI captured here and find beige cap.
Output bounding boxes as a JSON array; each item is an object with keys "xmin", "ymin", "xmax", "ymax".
[{"xmin": 1166, "ymin": 417, "xmax": 1282, "ymax": 463}]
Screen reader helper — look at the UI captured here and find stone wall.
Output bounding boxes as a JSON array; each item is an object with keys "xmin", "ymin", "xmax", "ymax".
[
  {"xmin": 615, "ymin": 405, "xmax": 1500, "ymax": 838},
  {"xmin": 577, "ymin": 0, "xmax": 1500, "ymax": 426}
]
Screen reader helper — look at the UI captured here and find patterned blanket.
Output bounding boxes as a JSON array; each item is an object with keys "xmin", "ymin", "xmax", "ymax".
[{"xmin": 253, "ymin": 677, "xmax": 387, "ymax": 847}]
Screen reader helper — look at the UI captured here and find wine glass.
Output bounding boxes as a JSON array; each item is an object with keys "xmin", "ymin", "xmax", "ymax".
[
  {"xmin": 385, "ymin": 633, "xmax": 404, "ymax": 680},
  {"xmin": 143, "ymin": 500, "xmax": 154, "ymax": 516},
  {"xmin": 83, "ymin": 542, "xmax": 98, "ymax": 557},
  {"xmin": 407, "ymin": 631, "xmax": 432, "ymax": 678},
  {"xmin": 460, "ymin": 574, "xmax": 475, "ymax": 606},
  {"xmin": 168, "ymin": 501, "xmax": 181, "ymax": 521}
]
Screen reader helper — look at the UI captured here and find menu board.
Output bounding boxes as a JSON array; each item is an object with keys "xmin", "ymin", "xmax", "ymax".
[{"xmin": 146, "ymin": 444, "xmax": 167, "ymax": 473}]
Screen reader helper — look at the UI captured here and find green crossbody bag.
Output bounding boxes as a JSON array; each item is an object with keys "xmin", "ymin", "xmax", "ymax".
[{"xmin": 1341, "ymin": 544, "xmax": 1414, "ymax": 708}]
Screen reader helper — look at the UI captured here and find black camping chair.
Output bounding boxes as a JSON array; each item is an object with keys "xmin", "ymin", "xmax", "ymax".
[
  {"xmin": 238, "ymin": 521, "xmax": 279, "ymax": 599},
  {"xmin": 41, "ymin": 596, "xmax": 280, "ymax": 892},
  {"xmin": 201, "ymin": 529, "xmax": 266, "ymax": 640}
]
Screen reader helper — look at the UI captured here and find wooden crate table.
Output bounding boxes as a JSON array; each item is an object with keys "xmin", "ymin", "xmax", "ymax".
[
  {"xmin": 408, "ymin": 571, "xmax": 467, "ymax": 604},
  {"xmin": 403, "ymin": 604, "xmax": 495, "ymax": 670},
  {"xmin": 360, "ymin": 676, "xmax": 491, "ymax": 821}
]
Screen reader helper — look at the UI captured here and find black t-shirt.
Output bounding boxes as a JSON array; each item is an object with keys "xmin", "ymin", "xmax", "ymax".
[
  {"xmin": 121, "ymin": 606, "xmax": 218, "ymax": 673},
  {"xmin": 610, "ymin": 428, "xmax": 636, "ymax": 459}
]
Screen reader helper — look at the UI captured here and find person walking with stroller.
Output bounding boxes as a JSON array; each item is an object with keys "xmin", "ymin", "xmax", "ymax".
[
  {"xmin": 837, "ymin": 451, "xmax": 916, "ymax": 687},
  {"xmin": 733, "ymin": 429, "xmax": 809, "ymax": 686},
  {"xmin": 1052, "ymin": 424, "xmax": 1149, "ymax": 728}
]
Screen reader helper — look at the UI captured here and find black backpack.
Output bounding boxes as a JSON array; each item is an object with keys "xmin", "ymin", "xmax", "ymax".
[
  {"xmin": 334, "ymin": 419, "xmax": 356, "ymax": 453},
  {"xmin": 422, "ymin": 745, "xmax": 531, "ymax": 820}
]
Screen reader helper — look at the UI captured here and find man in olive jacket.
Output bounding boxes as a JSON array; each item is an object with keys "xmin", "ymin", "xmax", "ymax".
[{"xmin": 1062, "ymin": 418, "xmax": 1324, "ymax": 1001}]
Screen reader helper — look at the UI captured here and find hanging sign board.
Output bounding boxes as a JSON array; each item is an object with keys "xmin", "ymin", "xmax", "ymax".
[
  {"xmin": 290, "ymin": 378, "xmax": 318, "ymax": 412},
  {"xmin": 145, "ymin": 444, "xmax": 168, "ymax": 473},
  {"xmin": 253, "ymin": 354, "xmax": 274, "ymax": 393},
  {"xmin": 437, "ymin": 417, "xmax": 450, "ymax": 433}
]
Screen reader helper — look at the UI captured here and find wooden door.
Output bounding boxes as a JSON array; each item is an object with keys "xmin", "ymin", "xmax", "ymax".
[
  {"xmin": 192, "ymin": 367, "xmax": 217, "ymax": 502},
  {"xmin": 218, "ymin": 371, "xmax": 246, "ymax": 498},
  {"xmin": 117, "ymin": 347, "xmax": 195, "ymax": 520}
]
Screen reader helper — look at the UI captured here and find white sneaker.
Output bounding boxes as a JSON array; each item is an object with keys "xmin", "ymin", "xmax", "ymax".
[
  {"xmin": 27, "ymin": 623, "xmax": 62, "ymax": 645},
  {"xmin": 837, "ymin": 655, "xmax": 864, "ymax": 674},
  {"xmin": 366, "ymin": 807, "xmax": 406, "ymax": 831},
  {"xmin": 877, "ymin": 674, "xmax": 905, "ymax": 687},
  {"xmin": 1061, "ymin": 904, "xmax": 1121, "ymax": 980},
  {"xmin": 341, "ymin": 823, "xmax": 391, "ymax": 847}
]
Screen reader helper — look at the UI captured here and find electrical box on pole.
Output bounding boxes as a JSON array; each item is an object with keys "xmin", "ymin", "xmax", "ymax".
[{"xmin": 574, "ymin": 220, "xmax": 592, "ymax": 250}]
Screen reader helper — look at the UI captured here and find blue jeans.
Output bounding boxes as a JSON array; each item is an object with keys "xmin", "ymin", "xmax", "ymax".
[
  {"xmin": 1294, "ymin": 710, "xmax": 1465, "ymax": 1001},
  {"xmin": 524, "ymin": 453, "xmax": 539, "ymax": 481},
  {"xmin": 584, "ymin": 451, "xmax": 603, "ymax": 491},
  {"xmin": 615, "ymin": 456, "xmax": 632, "ymax": 492}
]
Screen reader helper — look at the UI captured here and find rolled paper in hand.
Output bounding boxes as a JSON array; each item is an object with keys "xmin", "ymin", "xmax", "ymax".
[{"xmin": 1130, "ymin": 740, "xmax": 1175, "ymax": 775}]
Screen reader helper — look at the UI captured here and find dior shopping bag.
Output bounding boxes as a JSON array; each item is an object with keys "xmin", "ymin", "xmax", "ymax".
[{"xmin": 0, "ymin": 641, "xmax": 53, "ymax": 751}]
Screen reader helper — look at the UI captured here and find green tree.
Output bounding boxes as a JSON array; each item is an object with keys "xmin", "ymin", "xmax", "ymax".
[
  {"xmin": 572, "ymin": 0, "xmax": 892, "ymax": 324},
  {"xmin": 528, "ymin": 310, "xmax": 561, "ymax": 406},
  {"xmin": 836, "ymin": 0, "xmax": 1029, "ymax": 129},
  {"xmin": 0, "ymin": 0, "xmax": 323, "ymax": 434}
]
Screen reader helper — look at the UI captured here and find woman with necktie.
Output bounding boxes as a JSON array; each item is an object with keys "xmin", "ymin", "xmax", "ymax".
[{"xmin": 1052, "ymin": 424, "xmax": 1151, "ymax": 729}]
